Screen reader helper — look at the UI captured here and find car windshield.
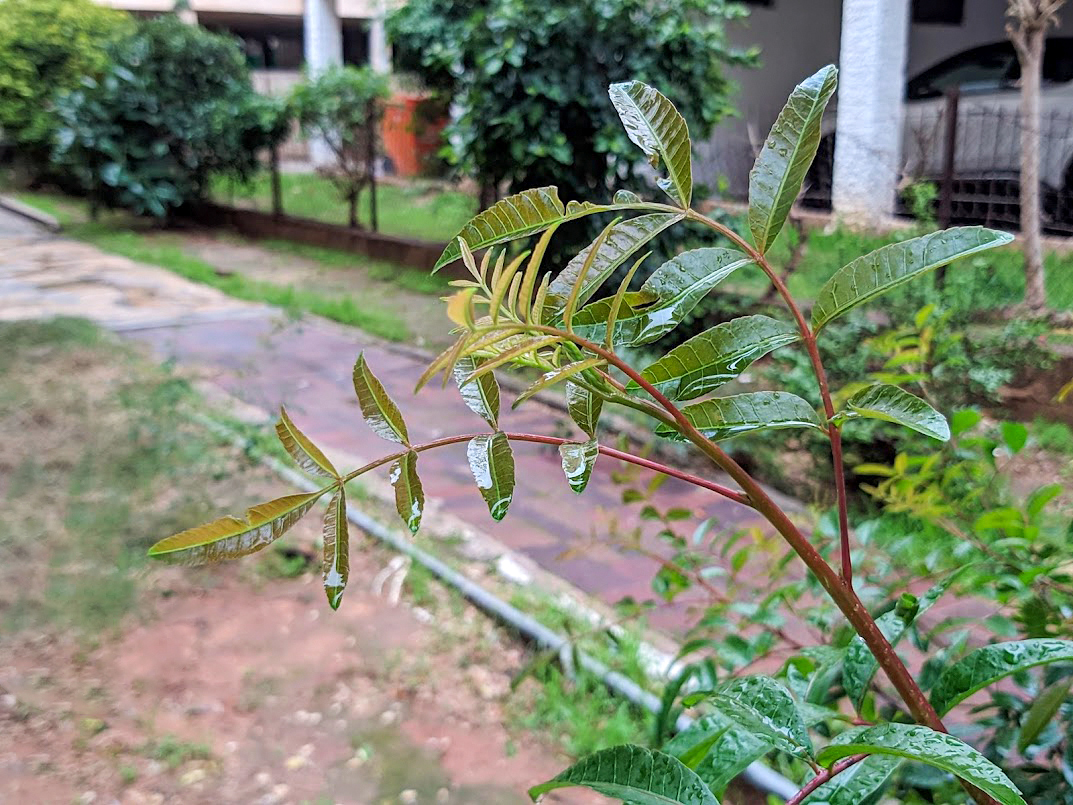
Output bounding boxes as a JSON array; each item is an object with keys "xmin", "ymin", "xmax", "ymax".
[{"xmin": 907, "ymin": 38, "xmax": 1073, "ymax": 100}]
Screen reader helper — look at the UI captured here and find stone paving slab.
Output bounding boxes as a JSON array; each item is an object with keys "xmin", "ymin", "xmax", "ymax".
[{"xmin": 0, "ymin": 213, "xmax": 779, "ymax": 637}]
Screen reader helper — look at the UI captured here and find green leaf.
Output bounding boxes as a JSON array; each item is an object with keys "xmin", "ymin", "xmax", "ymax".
[
  {"xmin": 528, "ymin": 745, "xmax": 717, "ymax": 805},
  {"xmin": 930, "ymin": 639, "xmax": 1073, "ymax": 716},
  {"xmin": 560, "ymin": 439, "xmax": 599, "ymax": 494},
  {"xmin": 700, "ymin": 675, "xmax": 812, "ymax": 758},
  {"xmin": 433, "ymin": 187, "xmax": 637, "ymax": 272},
  {"xmin": 801, "ymin": 755, "xmax": 901, "ymax": 805},
  {"xmin": 390, "ymin": 450, "xmax": 424, "ymax": 535},
  {"xmin": 573, "ymin": 248, "xmax": 753, "ymax": 346},
  {"xmin": 811, "ymin": 227, "xmax": 1014, "ymax": 331},
  {"xmin": 148, "ymin": 491, "xmax": 325, "ymax": 564},
  {"xmin": 452, "ymin": 355, "xmax": 500, "ymax": 429},
  {"xmin": 1000, "ymin": 421, "xmax": 1029, "ymax": 454},
  {"xmin": 839, "ymin": 384, "xmax": 950, "ymax": 442},
  {"xmin": 664, "ymin": 714, "xmax": 771, "ymax": 797},
  {"xmin": 548, "ymin": 213, "xmax": 684, "ymax": 311},
  {"xmin": 609, "ymin": 81, "xmax": 693, "ymax": 208},
  {"xmin": 276, "ymin": 406, "xmax": 339, "ymax": 478},
  {"xmin": 816, "ymin": 724, "xmax": 1026, "ymax": 805},
  {"xmin": 844, "ymin": 572, "xmax": 959, "ymax": 712},
  {"xmin": 633, "ymin": 315, "xmax": 799, "ymax": 401},
  {"xmin": 566, "ymin": 380, "xmax": 603, "ymax": 438},
  {"xmin": 1019, "ymin": 677, "xmax": 1071, "ymax": 752},
  {"xmin": 512, "ymin": 358, "xmax": 606, "ymax": 409},
  {"xmin": 655, "ymin": 392, "xmax": 823, "ymax": 442},
  {"xmin": 353, "ymin": 352, "xmax": 409, "ymax": 445},
  {"xmin": 749, "ymin": 65, "xmax": 838, "ymax": 253},
  {"xmin": 467, "ymin": 432, "xmax": 515, "ymax": 521},
  {"xmin": 322, "ymin": 488, "xmax": 349, "ymax": 610}
]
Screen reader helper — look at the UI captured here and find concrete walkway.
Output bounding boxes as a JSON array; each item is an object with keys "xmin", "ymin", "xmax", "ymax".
[{"xmin": 0, "ymin": 211, "xmax": 778, "ymax": 636}]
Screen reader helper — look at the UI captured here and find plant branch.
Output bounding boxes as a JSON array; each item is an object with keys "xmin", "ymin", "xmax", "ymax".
[{"xmin": 785, "ymin": 754, "xmax": 869, "ymax": 805}]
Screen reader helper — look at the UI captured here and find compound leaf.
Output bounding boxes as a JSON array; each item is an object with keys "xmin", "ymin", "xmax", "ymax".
[
  {"xmin": 276, "ymin": 406, "xmax": 338, "ymax": 478},
  {"xmin": 664, "ymin": 714, "xmax": 772, "ymax": 797},
  {"xmin": 322, "ymin": 487, "xmax": 349, "ymax": 610},
  {"xmin": 468, "ymin": 432, "xmax": 515, "ymax": 521},
  {"xmin": 353, "ymin": 352, "xmax": 409, "ymax": 445},
  {"xmin": 839, "ymin": 384, "xmax": 950, "ymax": 441},
  {"xmin": 698, "ymin": 675, "xmax": 813, "ymax": 758},
  {"xmin": 655, "ymin": 392, "xmax": 823, "ymax": 442},
  {"xmin": 389, "ymin": 450, "xmax": 424, "ymax": 535},
  {"xmin": 513, "ymin": 358, "xmax": 606, "ymax": 409}
]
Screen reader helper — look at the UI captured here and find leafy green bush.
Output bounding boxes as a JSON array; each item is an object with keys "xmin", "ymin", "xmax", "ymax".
[
  {"xmin": 289, "ymin": 66, "xmax": 390, "ymax": 229},
  {"xmin": 51, "ymin": 15, "xmax": 288, "ymax": 217},
  {"xmin": 0, "ymin": 0, "xmax": 131, "ymax": 176}
]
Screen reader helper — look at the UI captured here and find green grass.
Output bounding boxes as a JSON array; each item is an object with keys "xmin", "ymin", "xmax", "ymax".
[
  {"xmin": 1031, "ymin": 416, "xmax": 1073, "ymax": 454},
  {"xmin": 145, "ymin": 735, "xmax": 215, "ymax": 769},
  {"xmin": 212, "ymin": 173, "xmax": 476, "ymax": 242}
]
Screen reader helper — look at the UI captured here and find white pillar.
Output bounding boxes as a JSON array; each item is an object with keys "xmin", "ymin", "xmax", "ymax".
[
  {"xmin": 304, "ymin": 0, "xmax": 343, "ymax": 165},
  {"xmin": 831, "ymin": 0, "xmax": 910, "ymax": 224},
  {"xmin": 369, "ymin": 6, "xmax": 391, "ymax": 75}
]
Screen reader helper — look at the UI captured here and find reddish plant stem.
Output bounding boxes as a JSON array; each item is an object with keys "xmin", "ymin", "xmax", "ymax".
[
  {"xmin": 685, "ymin": 210, "xmax": 854, "ymax": 584},
  {"xmin": 785, "ymin": 754, "xmax": 869, "ymax": 805}
]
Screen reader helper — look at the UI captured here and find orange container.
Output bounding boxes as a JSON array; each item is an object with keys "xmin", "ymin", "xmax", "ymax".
[{"xmin": 381, "ymin": 94, "xmax": 447, "ymax": 177}]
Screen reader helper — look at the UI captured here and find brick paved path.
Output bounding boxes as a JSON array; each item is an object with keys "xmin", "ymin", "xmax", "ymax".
[{"xmin": 0, "ymin": 212, "xmax": 782, "ymax": 635}]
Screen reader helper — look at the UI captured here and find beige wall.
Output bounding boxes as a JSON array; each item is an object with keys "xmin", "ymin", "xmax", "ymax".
[{"xmin": 97, "ymin": 0, "xmax": 378, "ymax": 19}]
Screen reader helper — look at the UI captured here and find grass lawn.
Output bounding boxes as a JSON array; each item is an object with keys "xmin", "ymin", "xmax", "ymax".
[{"xmin": 211, "ymin": 173, "xmax": 477, "ymax": 242}]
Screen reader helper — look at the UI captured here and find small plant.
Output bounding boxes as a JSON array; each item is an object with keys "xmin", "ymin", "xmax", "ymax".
[{"xmin": 150, "ymin": 67, "xmax": 1069, "ymax": 804}]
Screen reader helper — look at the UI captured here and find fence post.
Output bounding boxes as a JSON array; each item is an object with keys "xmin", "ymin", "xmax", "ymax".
[
  {"xmin": 270, "ymin": 144, "xmax": 283, "ymax": 219},
  {"xmin": 367, "ymin": 100, "xmax": 379, "ymax": 233},
  {"xmin": 938, "ymin": 87, "xmax": 959, "ymax": 229}
]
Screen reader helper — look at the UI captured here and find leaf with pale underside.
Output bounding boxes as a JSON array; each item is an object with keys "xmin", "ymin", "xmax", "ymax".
[
  {"xmin": 573, "ymin": 248, "xmax": 753, "ymax": 346},
  {"xmin": 695, "ymin": 675, "xmax": 813, "ymax": 758},
  {"xmin": 276, "ymin": 406, "xmax": 338, "ymax": 478},
  {"xmin": 655, "ymin": 392, "xmax": 823, "ymax": 442},
  {"xmin": 816, "ymin": 724, "xmax": 1026, "ymax": 805},
  {"xmin": 801, "ymin": 755, "xmax": 901, "ymax": 805},
  {"xmin": 529, "ymin": 745, "xmax": 716, "ymax": 805},
  {"xmin": 632, "ymin": 315, "xmax": 798, "ymax": 401},
  {"xmin": 930, "ymin": 639, "xmax": 1073, "ymax": 716},
  {"xmin": 513, "ymin": 358, "xmax": 606, "ymax": 409},
  {"xmin": 838, "ymin": 384, "xmax": 950, "ymax": 441},
  {"xmin": 389, "ymin": 450, "xmax": 424, "ymax": 535},
  {"xmin": 609, "ymin": 81, "xmax": 693, "ymax": 208},
  {"xmin": 322, "ymin": 488, "xmax": 349, "ymax": 609},
  {"xmin": 566, "ymin": 380, "xmax": 603, "ymax": 438},
  {"xmin": 353, "ymin": 352, "xmax": 409, "ymax": 445},
  {"xmin": 548, "ymin": 213, "xmax": 684, "ymax": 312},
  {"xmin": 148, "ymin": 491, "xmax": 325, "ymax": 564},
  {"xmin": 811, "ymin": 227, "xmax": 1014, "ymax": 331},
  {"xmin": 749, "ymin": 65, "xmax": 838, "ymax": 253},
  {"xmin": 433, "ymin": 186, "xmax": 648, "ymax": 272},
  {"xmin": 467, "ymin": 432, "xmax": 515, "ymax": 521},
  {"xmin": 560, "ymin": 439, "xmax": 598, "ymax": 494},
  {"xmin": 452, "ymin": 355, "xmax": 500, "ymax": 429}
]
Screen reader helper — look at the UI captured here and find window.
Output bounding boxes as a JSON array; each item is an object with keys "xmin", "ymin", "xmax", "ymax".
[{"xmin": 912, "ymin": 0, "xmax": 964, "ymax": 25}]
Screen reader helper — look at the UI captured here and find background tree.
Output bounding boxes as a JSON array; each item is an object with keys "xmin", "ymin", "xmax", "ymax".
[
  {"xmin": 0, "ymin": 0, "xmax": 131, "ymax": 179},
  {"xmin": 1007, "ymin": 0, "xmax": 1067, "ymax": 310},
  {"xmin": 289, "ymin": 66, "xmax": 390, "ymax": 230},
  {"xmin": 387, "ymin": 0, "xmax": 754, "ymax": 210},
  {"xmin": 51, "ymin": 14, "xmax": 287, "ymax": 218}
]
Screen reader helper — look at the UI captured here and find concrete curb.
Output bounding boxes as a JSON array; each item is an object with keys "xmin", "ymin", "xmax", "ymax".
[{"xmin": 0, "ymin": 195, "xmax": 61, "ymax": 232}]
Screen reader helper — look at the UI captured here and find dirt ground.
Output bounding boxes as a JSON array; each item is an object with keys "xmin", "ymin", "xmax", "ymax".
[{"xmin": 0, "ymin": 319, "xmax": 602, "ymax": 805}]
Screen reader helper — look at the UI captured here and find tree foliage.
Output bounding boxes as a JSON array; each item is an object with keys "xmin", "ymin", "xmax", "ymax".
[
  {"xmin": 290, "ymin": 66, "xmax": 390, "ymax": 229},
  {"xmin": 387, "ymin": 0, "xmax": 754, "ymax": 205},
  {"xmin": 0, "ymin": 0, "xmax": 132, "ymax": 174},
  {"xmin": 51, "ymin": 14, "xmax": 288, "ymax": 217}
]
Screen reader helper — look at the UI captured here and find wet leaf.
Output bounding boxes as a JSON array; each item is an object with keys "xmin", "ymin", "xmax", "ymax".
[
  {"xmin": 609, "ymin": 81, "xmax": 693, "ymax": 208},
  {"xmin": 566, "ymin": 380, "xmax": 603, "ymax": 438},
  {"xmin": 749, "ymin": 66, "xmax": 838, "ymax": 253},
  {"xmin": 452, "ymin": 355, "xmax": 500, "ymax": 429},
  {"xmin": 433, "ymin": 187, "xmax": 646, "ymax": 272},
  {"xmin": 816, "ymin": 724, "xmax": 1026, "ymax": 805},
  {"xmin": 528, "ymin": 744, "xmax": 716, "ymax": 805},
  {"xmin": 812, "ymin": 227, "xmax": 1014, "ymax": 331},
  {"xmin": 276, "ymin": 406, "xmax": 339, "ymax": 478},
  {"xmin": 1018, "ymin": 677, "xmax": 1072, "ymax": 752},
  {"xmin": 390, "ymin": 450, "xmax": 424, "ymax": 535},
  {"xmin": 573, "ymin": 248, "xmax": 753, "ymax": 346},
  {"xmin": 839, "ymin": 384, "xmax": 950, "ymax": 441},
  {"xmin": 322, "ymin": 487, "xmax": 349, "ymax": 609},
  {"xmin": 353, "ymin": 352, "xmax": 409, "ymax": 445},
  {"xmin": 559, "ymin": 439, "xmax": 599, "ymax": 494},
  {"xmin": 930, "ymin": 639, "xmax": 1073, "ymax": 716},
  {"xmin": 548, "ymin": 213, "xmax": 684, "ymax": 311},
  {"xmin": 801, "ymin": 755, "xmax": 901, "ymax": 805},
  {"xmin": 697, "ymin": 675, "xmax": 813, "ymax": 758},
  {"xmin": 655, "ymin": 392, "xmax": 823, "ymax": 442},
  {"xmin": 633, "ymin": 315, "xmax": 799, "ymax": 401},
  {"xmin": 148, "ymin": 491, "xmax": 326, "ymax": 564},
  {"xmin": 467, "ymin": 432, "xmax": 515, "ymax": 521},
  {"xmin": 513, "ymin": 358, "xmax": 606, "ymax": 409},
  {"xmin": 664, "ymin": 714, "xmax": 771, "ymax": 797}
]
